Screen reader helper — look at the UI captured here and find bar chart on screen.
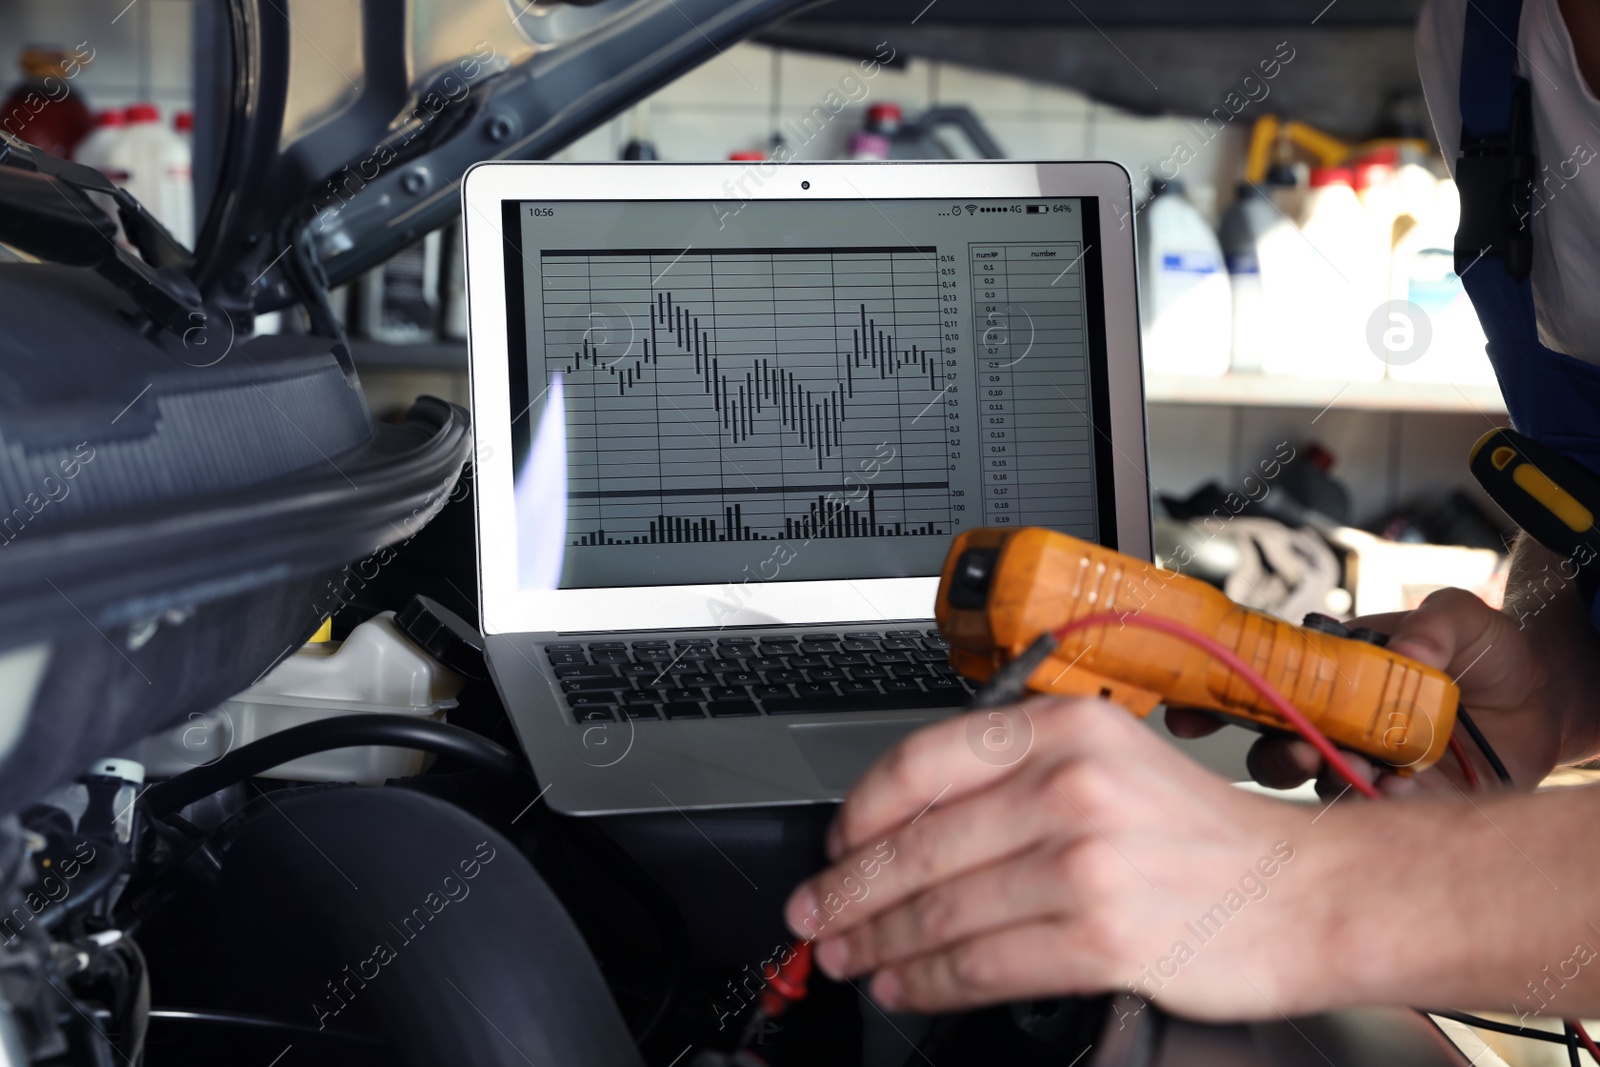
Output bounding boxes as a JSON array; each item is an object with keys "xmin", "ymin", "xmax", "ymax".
[{"xmin": 540, "ymin": 246, "xmax": 962, "ymax": 548}]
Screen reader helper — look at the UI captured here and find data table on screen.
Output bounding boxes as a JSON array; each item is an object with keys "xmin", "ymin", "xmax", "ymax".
[{"xmin": 968, "ymin": 242, "xmax": 1094, "ymax": 532}]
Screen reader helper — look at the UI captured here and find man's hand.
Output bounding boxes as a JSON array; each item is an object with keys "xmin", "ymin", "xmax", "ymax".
[
  {"xmin": 784, "ymin": 698, "xmax": 1320, "ymax": 1018},
  {"xmin": 1167, "ymin": 585, "xmax": 1583, "ymax": 796}
]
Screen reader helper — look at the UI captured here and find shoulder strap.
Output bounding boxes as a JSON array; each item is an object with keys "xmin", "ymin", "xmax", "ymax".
[
  {"xmin": 1454, "ymin": 0, "xmax": 1538, "ymax": 340},
  {"xmin": 1459, "ymin": 0, "xmax": 1525, "ymax": 140}
]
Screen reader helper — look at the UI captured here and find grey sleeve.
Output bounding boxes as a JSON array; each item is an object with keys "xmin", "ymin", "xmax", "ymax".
[{"xmin": 1416, "ymin": 0, "xmax": 1467, "ymax": 175}]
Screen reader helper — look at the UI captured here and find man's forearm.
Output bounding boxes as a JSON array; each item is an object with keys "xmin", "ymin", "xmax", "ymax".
[
  {"xmin": 1311, "ymin": 785, "xmax": 1600, "ymax": 1017},
  {"xmin": 1500, "ymin": 534, "xmax": 1600, "ymax": 764}
]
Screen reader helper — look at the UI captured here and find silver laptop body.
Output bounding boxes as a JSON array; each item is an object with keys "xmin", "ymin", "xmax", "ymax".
[{"xmin": 461, "ymin": 161, "xmax": 1148, "ymax": 815}]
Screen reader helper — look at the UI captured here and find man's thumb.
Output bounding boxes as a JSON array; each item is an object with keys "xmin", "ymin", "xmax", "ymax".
[{"xmin": 1384, "ymin": 587, "xmax": 1492, "ymax": 673}]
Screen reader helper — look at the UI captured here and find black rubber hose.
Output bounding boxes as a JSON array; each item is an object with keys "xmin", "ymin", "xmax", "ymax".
[
  {"xmin": 143, "ymin": 714, "xmax": 524, "ymax": 816},
  {"xmin": 39, "ymin": 839, "xmax": 124, "ymax": 931}
]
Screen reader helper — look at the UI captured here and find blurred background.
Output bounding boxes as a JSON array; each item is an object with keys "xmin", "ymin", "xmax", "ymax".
[{"xmin": 0, "ymin": 0, "xmax": 1510, "ymax": 628}]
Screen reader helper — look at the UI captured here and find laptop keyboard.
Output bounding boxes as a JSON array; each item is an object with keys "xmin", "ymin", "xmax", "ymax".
[{"xmin": 545, "ymin": 630, "xmax": 974, "ymax": 723}]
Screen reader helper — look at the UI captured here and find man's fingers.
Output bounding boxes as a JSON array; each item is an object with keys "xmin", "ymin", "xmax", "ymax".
[
  {"xmin": 790, "ymin": 755, "xmax": 1100, "ymax": 942},
  {"xmin": 815, "ymin": 837, "xmax": 1125, "ymax": 980},
  {"xmin": 869, "ymin": 920, "xmax": 1102, "ymax": 1013},
  {"xmin": 824, "ymin": 705, "xmax": 1030, "ymax": 861},
  {"xmin": 1315, "ymin": 750, "xmax": 1376, "ymax": 800},
  {"xmin": 1244, "ymin": 737, "xmax": 1322, "ymax": 789},
  {"xmin": 1165, "ymin": 707, "xmax": 1225, "ymax": 738},
  {"xmin": 828, "ymin": 698, "xmax": 1126, "ymax": 861},
  {"xmin": 1376, "ymin": 770, "xmax": 1425, "ymax": 797}
]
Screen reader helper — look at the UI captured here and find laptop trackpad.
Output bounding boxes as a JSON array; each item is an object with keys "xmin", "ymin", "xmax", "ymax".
[{"xmin": 788, "ymin": 720, "xmax": 935, "ymax": 792}]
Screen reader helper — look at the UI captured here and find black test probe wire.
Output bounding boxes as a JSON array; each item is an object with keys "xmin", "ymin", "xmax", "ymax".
[{"xmin": 748, "ymin": 613, "xmax": 1586, "ymax": 1058}]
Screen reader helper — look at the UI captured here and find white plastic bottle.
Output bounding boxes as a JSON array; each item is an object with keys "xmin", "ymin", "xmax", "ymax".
[
  {"xmin": 1218, "ymin": 182, "xmax": 1283, "ymax": 373},
  {"xmin": 847, "ymin": 132, "xmax": 891, "ymax": 160},
  {"xmin": 107, "ymin": 103, "xmax": 168, "ymax": 218},
  {"xmin": 1353, "ymin": 158, "xmax": 1402, "ymax": 247},
  {"xmin": 161, "ymin": 110, "xmax": 195, "ymax": 247},
  {"xmin": 76, "ymin": 108, "xmax": 126, "ymax": 180},
  {"xmin": 76, "ymin": 108, "xmax": 127, "ymax": 230},
  {"xmin": 1265, "ymin": 166, "xmax": 1387, "ymax": 381},
  {"xmin": 1393, "ymin": 152, "xmax": 1442, "ymax": 229},
  {"xmin": 1386, "ymin": 178, "xmax": 1493, "ymax": 385},
  {"xmin": 1136, "ymin": 180, "xmax": 1232, "ymax": 377}
]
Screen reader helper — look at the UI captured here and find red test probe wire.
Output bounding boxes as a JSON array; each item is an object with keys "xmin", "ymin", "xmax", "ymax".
[{"xmin": 1574, "ymin": 1019, "xmax": 1600, "ymax": 1060}]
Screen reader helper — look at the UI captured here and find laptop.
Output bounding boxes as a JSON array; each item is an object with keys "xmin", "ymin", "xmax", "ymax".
[{"xmin": 461, "ymin": 161, "xmax": 1149, "ymax": 815}]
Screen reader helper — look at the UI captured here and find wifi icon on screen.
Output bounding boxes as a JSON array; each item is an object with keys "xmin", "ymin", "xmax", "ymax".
[{"xmin": 964, "ymin": 204, "xmax": 977, "ymax": 215}]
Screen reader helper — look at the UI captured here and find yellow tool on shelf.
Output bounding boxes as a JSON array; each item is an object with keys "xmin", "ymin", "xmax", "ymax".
[{"xmin": 1243, "ymin": 113, "xmax": 1432, "ymax": 185}]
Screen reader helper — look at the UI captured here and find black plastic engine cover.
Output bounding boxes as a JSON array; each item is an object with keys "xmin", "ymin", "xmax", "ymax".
[
  {"xmin": 0, "ymin": 261, "xmax": 470, "ymax": 815},
  {"xmin": 0, "ymin": 262, "xmax": 370, "ymax": 524}
]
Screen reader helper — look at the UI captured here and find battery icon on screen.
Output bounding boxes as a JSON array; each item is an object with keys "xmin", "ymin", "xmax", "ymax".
[{"xmin": 1025, "ymin": 204, "xmax": 1048, "ymax": 214}]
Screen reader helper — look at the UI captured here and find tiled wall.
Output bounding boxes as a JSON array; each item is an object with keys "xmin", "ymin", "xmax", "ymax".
[
  {"xmin": 558, "ymin": 42, "xmax": 1246, "ymax": 224},
  {"xmin": 0, "ymin": 9, "xmax": 1491, "ymax": 526}
]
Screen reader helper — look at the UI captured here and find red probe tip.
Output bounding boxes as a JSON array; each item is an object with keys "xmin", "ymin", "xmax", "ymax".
[{"xmin": 757, "ymin": 940, "xmax": 813, "ymax": 1017}]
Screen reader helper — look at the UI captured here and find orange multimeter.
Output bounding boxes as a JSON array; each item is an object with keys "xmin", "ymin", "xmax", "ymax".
[{"xmin": 934, "ymin": 527, "xmax": 1460, "ymax": 773}]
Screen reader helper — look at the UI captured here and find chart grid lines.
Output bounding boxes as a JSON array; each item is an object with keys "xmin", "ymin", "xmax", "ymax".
[{"xmin": 544, "ymin": 246, "xmax": 953, "ymax": 547}]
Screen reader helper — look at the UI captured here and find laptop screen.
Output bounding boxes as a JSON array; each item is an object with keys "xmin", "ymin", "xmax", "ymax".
[{"xmin": 499, "ymin": 195, "xmax": 1116, "ymax": 591}]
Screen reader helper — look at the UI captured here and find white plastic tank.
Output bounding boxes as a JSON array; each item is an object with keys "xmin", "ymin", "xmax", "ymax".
[
  {"xmin": 76, "ymin": 108, "xmax": 126, "ymax": 234},
  {"xmin": 847, "ymin": 132, "xmax": 891, "ymax": 160},
  {"xmin": 107, "ymin": 103, "xmax": 168, "ymax": 220},
  {"xmin": 1264, "ymin": 166, "xmax": 1387, "ymax": 381},
  {"xmin": 161, "ymin": 110, "xmax": 194, "ymax": 248},
  {"xmin": 1218, "ymin": 182, "xmax": 1283, "ymax": 373},
  {"xmin": 76, "ymin": 108, "xmax": 126, "ymax": 180},
  {"xmin": 130, "ymin": 612, "xmax": 465, "ymax": 784},
  {"xmin": 1393, "ymin": 155, "xmax": 1443, "ymax": 227},
  {"xmin": 1136, "ymin": 180, "xmax": 1232, "ymax": 377},
  {"xmin": 1354, "ymin": 158, "xmax": 1400, "ymax": 214},
  {"xmin": 1386, "ymin": 178, "xmax": 1493, "ymax": 385}
]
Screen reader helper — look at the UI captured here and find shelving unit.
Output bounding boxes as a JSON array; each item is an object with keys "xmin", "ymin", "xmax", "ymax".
[{"xmin": 1145, "ymin": 373, "xmax": 1506, "ymax": 415}]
